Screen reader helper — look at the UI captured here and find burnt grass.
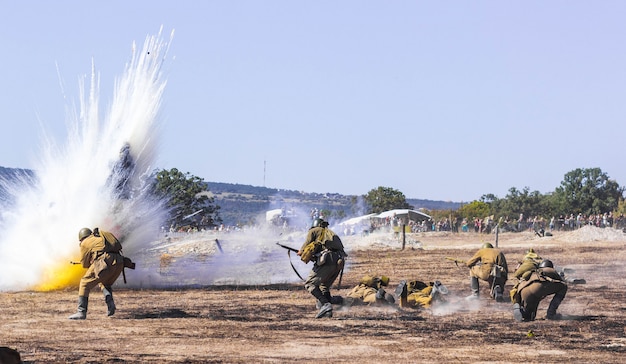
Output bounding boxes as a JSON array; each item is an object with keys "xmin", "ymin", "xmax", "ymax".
[{"xmin": 1, "ymin": 232, "xmax": 626, "ymax": 363}]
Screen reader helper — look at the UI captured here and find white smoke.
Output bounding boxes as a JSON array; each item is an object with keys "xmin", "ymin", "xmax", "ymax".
[
  {"xmin": 0, "ymin": 28, "xmax": 174, "ymax": 291},
  {"xmin": 125, "ymin": 225, "xmax": 312, "ymax": 288}
]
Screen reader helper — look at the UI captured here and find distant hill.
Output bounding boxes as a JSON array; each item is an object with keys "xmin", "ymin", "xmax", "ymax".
[
  {"xmin": 204, "ymin": 182, "xmax": 461, "ymax": 226},
  {"xmin": 0, "ymin": 167, "xmax": 461, "ymax": 226}
]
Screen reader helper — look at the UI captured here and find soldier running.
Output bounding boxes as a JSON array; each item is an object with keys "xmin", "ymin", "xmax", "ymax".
[
  {"xmin": 68, "ymin": 227, "xmax": 125, "ymax": 320},
  {"xmin": 297, "ymin": 218, "xmax": 347, "ymax": 319}
]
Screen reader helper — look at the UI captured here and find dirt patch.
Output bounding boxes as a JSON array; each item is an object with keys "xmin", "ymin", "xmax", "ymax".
[{"xmin": 2, "ymin": 227, "xmax": 626, "ymax": 363}]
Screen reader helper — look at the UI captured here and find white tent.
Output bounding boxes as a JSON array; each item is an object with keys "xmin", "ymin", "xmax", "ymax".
[
  {"xmin": 375, "ymin": 209, "xmax": 431, "ymax": 222},
  {"xmin": 265, "ymin": 209, "xmax": 283, "ymax": 222},
  {"xmin": 338, "ymin": 213, "xmax": 377, "ymax": 226}
]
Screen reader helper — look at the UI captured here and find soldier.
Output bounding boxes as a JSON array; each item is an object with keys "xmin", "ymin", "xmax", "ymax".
[
  {"xmin": 466, "ymin": 242, "xmax": 508, "ymax": 301},
  {"xmin": 68, "ymin": 227, "xmax": 125, "ymax": 320},
  {"xmin": 395, "ymin": 279, "xmax": 449, "ymax": 308},
  {"xmin": 513, "ymin": 259, "xmax": 568, "ymax": 321},
  {"xmin": 345, "ymin": 274, "xmax": 395, "ymax": 306},
  {"xmin": 509, "ymin": 248, "xmax": 542, "ymax": 302},
  {"xmin": 297, "ymin": 218, "xmax": 347, "ymax": 319}
]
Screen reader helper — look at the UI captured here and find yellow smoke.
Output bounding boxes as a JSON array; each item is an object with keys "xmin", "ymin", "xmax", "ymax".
[{"xmin": 34, "ymin": 260, "xmax": 85, "ymax": 292}]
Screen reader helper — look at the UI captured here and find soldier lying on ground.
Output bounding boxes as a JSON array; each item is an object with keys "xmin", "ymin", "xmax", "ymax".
[
  {"xmin": 395, "ymin": 279, "xmax": 449, "ymax": 308},
  {"xmin": 344, "ymin": 274, "xmax": 395, "ymax": 306}
]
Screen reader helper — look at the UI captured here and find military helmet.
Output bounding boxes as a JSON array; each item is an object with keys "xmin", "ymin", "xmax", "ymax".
[
  {"xmin": 539, "ymin": 259, "xmax": 554, "ymax": 269},
  {"xmin": 312, "ymin": 218, "xmax": 328, "ymax": 228},
  {"xmin": 481, "ymin": 242, "xmax": 494, "ymax": 249},
  {"xmin": 78, "ymin": 227, "xmax": 93, "ymax": 241},
  {"xmin": 380, "ymin": 275, "xmax": 390, "ymax": 286},
  {"xmin": 524, "ymin": 248, "xmax": 541, "ymax": 261}
]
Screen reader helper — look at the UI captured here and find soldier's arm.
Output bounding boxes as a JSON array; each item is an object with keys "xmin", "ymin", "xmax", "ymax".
[{"xmin": 465, "ymin": 252, "xmax": 481, "ymax": 267}]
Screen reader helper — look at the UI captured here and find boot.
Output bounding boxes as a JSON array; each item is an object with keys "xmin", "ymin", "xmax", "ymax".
[
  {"xmin": 323, "ymin": 291, "xmax": 333, "ymax": 304},
  {"xmin": 494, "ymin": 285, "xmax": 504, "ymax": 302},
  {"xmin": 315, "ymin": 300, "xmax": 322, "ymax": 310},
  {"xmin": 330, "ymin": 295, "xmax": 344, "ymax": 305},
  {"xmin": 466, "ymin": 277, "xmax": 479, "ymax": 300},
  {"xmin": 513, "ymin": 303, "xmax": 524, "ymax": 322},
  {"xmin": 103, "ymin": 286, "xmax": 116, "ymax": 317},
  {"xmin": 68, "ymin": 296, "xmax": 88, "ymax": 320},
  {"xmin": 395, "ymin": 280, "xmax": 408, "ymax": 299},
  {"xmin": 311, "ymin": 287, "xmax": 332, "ymax": 318},
  {"xmin": 546, "ymin": 294, "xmax": 565, "ymax": 320},
  {"xmin": 375, "ymin": 288, "xmax": 386, "ymax": 301},
  {"xmin": 316, "ymin": 302, "xmax": 333, "ymax": 318}
]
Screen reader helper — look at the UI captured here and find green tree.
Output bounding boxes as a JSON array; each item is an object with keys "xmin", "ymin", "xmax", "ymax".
[
  {"xmin": 457, "ymin": 200, "xmax": 491, "ymax": 221},
  {"xmin": 363, "ymin": 186, "xmax": 412, "ymax": 214},
  {"xmin": 553, "ymin": 168, "xmax": 624, "ymax": 216},
  {"xmin": 495, "ymin": 187, "xmax": 548, "ymax": 221},
  {"xmin": 152, "ymin": 168, "xmax": 221, "ymax": 229}
]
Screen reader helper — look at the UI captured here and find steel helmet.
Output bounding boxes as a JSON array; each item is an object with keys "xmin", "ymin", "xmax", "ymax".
[
  {"xmin": 539, "ymin": 259, "xmax": 554, "ymax": 269},
  {"xmin": 380, "ymin": 275, "xmax": 390, "ymax": 286},
  {"xmin": 481, "ymin": 242, "xmax": 494, "ymax": 249},
  {"xmin": 78, "ymin": 227, "xmax": 93, "ymax": 241},
  {"xmin": 312, "ymin": 218, "xmax": 328, "ymax": 228},
  {"xmin": 524, "ymin": 248, "xmax": 541, "ymax": 261}
]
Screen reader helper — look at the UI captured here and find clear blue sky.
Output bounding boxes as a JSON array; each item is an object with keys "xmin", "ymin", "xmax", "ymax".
[{"xmin": 2, "ymin": 1, "xmax": 625, "ymax": 202}]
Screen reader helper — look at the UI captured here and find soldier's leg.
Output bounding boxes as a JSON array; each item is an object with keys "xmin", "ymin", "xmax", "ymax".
[
  {"xmin": 304, "ymin": 269, "xmax": 332, "ymax": 318},
  {"xmin": 469, "ymin": 276, "xmax": 480, "ymax": 298},
  {"xmin": 102, "ymin": 285, "xmax": 116, "ymax": 317},
  {"xmin": 493, "ymin": 277, "xmax": 506, "ymax": 302},
  {"xmin": 546, "ymin": 283, "xmax": 568, "ymax": 319},
  {"xmin": 317, "ymin": 255, "xmax": 342, "ymax": 302},
  {"xmin": 69, "ymin": 268, "xmax": 100, "ymax": 319},
  {"xmin": 98, "ymin": 261, "xmax": 124, "ymax": 317},
  {"xmin": 468, "ymin": 266, "xmax": 482, "ymax": 298},
  {"xmin": 519, "ymin": 284, "xmax": 542, "ymax": 321}
]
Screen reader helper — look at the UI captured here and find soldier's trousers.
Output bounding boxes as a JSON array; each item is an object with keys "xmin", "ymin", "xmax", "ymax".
[
  {"xmin": 304, "ymin": 251, "xmax": 344, "ymax": 296},
  {"xmin": 519, "ymin": 280, "xmax": 568, "ymax": 319}
]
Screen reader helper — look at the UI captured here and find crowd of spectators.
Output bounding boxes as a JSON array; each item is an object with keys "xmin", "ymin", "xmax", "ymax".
[{"xmin": 368, "ymin": 211, "xmax": 626, "ymax": 236}]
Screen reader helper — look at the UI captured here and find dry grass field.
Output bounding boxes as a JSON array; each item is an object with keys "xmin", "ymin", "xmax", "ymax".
[{"xmin": 2, "ymin": 226, "xmax": 625, "ymax": 363}]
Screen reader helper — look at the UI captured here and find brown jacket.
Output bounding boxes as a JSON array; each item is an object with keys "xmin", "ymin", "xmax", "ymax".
[
  {"xmin": 466, "ymin": 247, "xmax": 508, "ymax": 280},
  {"xmin": 79, "ymin": 231, "xmax": 122, "ymax": 268}
]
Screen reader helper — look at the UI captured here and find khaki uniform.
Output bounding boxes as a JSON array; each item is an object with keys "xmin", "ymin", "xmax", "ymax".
[
  {"xmin": 515, "ymin": 267, "xmax": 567, "ymax": 321},
  {"xmin": 77, "ymin": 231, "xmax": 124, "ymax": 296},
  {"xmin": 406, "ymin": 280, "xmax": 436, "ymax": 308},
  {"xmin": 466, "ymin": 247, "xmax": 508, "ymax": 297},
  {"xmin": 509, "ymin": 259, "xmax": 540, "ymax": 303},
  {"xmin": 346, "ymin": 275, "xmax": 388, "ymax": 305}
]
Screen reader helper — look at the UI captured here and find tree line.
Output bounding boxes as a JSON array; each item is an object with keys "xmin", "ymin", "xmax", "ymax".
[{"xmin": 152, "ymin": 167, "xmax": 625, "ymax": 231}]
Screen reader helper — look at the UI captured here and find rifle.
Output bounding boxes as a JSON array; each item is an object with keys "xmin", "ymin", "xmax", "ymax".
[
  {"xmin": 276, "ymin": 242, "xmax": 305, "ymax": 281},
  {"xmin": 445, "ymin": 257, "xmax": 467, "ymax": 269},
  {"xmin": 276, "ymin": 242, "xmax": 299, "ymax": 253},
  {"xmin": 215, "ymin": 238, "xmax": 224, "ymax": 254},
  {"xmin": 557, "ymin": 268, "xmax": 586, "ymax": 285}
]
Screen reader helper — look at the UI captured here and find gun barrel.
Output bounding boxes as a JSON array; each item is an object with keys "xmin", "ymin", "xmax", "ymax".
[
  {"xmin": 276, "ymin": 242, "xmax": 299, "ymax": 253},
  {"xmin": 445, "ymin": 257, "xmax": 465, "ymax": 264}
]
